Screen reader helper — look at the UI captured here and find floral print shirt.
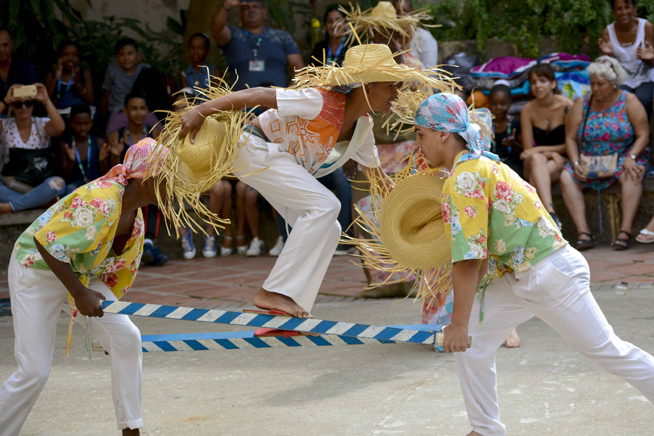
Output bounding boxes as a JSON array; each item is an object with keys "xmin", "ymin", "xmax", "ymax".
[
  {"xmin": 13, "ymin": 179, "xmax": 145, "ymax": 299},
  {"xmin": 442, "ymin": 152, "xmax": 567, "ymax": 275}
]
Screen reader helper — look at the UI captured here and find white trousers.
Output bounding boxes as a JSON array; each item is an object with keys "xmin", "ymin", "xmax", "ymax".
[
  {"xmin": 455, "ymin": 245, "xmax": 654, "ymax": 436},
  {"xmin": 0, "ymin": 256, "xmax": 143, "ymax": 435},
  {"xmin": 233, "ymin": 134, "xmax": 341, "ymax": 311}
]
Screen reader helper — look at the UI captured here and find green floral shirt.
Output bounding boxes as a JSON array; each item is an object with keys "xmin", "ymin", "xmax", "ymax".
[{"xmin": 442, "ymin": 153, "xmax": 567, "ymax": 274}]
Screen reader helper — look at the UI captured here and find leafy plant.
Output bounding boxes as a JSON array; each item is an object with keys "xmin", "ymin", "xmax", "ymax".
[{"xmin": 426, "ymin": 0, "xmax": 628, "ymax": 58}]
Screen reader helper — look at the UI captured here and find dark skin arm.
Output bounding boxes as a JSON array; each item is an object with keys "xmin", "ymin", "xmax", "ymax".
[{"xmin": 33, "ymin": 237, "xmax": 105, "ymax": 317}]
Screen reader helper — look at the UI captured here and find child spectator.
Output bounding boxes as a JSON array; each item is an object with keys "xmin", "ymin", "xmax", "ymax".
[
  {"xmin": 181, "ymin": 33, "xmax": 218, "ymax": 93},
  {"xmin": 59, "ymin": 105, "xmax": 109, "ymax": 195},
  {"xmin": 101, "ymin": 38, "xmax": 159, "ymax": 136},
  {"xmin": 0, "ymin": 84, "xmax": 66, "ymax": 214},
  {"xmin": 107, "ymin": 91, "xmax": 167, "ymax": 266},
  {"xmin": 172, "ymin": 90, "xmax": 235, "ymax": 259},
  {"xmin": 520, "ymin": 63, "xmax": 574, "ymax": 229},
  {"xmin": 488, "ymin": 82, "xmax": 523, "ymax": 176},
  {"xmin": 45, "ymin": 40, "xmax": 95, "ymax": 110}
]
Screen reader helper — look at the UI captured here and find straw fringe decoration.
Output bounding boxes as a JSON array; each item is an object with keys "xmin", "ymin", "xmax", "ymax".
[
  {"xmin": 147, "ymin": 76, "xmax": 255, "ymax": 237},
  {"xmin": 341, "ymin": 154, "xmax": 453, "ymax": 305},
  {"xmin": 340, "ymin": 3, "xmax": 435, "ymax": 46}
]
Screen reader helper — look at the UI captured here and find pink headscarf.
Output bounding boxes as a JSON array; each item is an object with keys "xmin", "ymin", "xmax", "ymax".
[{"xmin": 98, "ymin": 138, "xmax": 168, "ymax": 186}]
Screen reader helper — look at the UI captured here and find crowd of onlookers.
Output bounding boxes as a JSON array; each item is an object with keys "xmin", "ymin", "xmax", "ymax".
[{"xmin": 1, "ymin": 0, "xmax": 654, "ymax": 269}]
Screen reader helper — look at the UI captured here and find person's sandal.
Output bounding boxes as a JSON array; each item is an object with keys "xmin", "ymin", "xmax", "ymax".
[
  {"xmin": 612, "ymin": 230, "xmax": 631, "ymax": 251},
  {"xmin": 636, "ymin": 229, "xmax": 654, "ymax": 244},
  {"xmin": 576, "ymin": 232, "xmax": 595, "ymax": 251}
]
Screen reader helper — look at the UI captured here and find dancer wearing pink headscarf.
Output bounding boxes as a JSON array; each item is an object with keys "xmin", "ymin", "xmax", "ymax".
[{"xmin": 0, "ymin": 138, "xmax": 168, "ymax": 436}]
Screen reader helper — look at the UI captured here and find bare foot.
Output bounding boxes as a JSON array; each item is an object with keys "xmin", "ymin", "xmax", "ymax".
[
  {"xmin": 123, "ymin": 428, "xmax": 139, "ymax": 436},
  {"xmin": 0, "ymin": 202, "xmax": 14, "ymax": 214},
  {"xmin": 466, "ymin": 432, "xmax": 483, "ymax": 436},
  {"xmin": 504, "ymin": 329, "xmax": 521, "ymax": 348},
  {"xmin": 254, "ymin": 288, "xmax": 312, "ymax": 319}
]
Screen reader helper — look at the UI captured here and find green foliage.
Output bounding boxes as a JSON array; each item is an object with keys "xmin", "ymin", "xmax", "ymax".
[{"xmin": 427, "ymin": 0, "xmax": 630, "ymax": 58}]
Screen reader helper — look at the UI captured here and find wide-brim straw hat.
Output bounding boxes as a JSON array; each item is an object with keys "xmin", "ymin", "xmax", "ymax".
[
  {"xmin": 340, "ymin": 153, "xmax": 452, "ymax": 303},
  {"xmin": 341, "ymin": 2, "xmax": 432, "ymax": 43},
  {"xmin": 148, "ymin": 77, "xmax": 253, "ymax": 235},
  {"xmin": 294, "ymin": 43, "xmax": 452, "ymax": 91},
  {"xmin": 380, "ymin": 173, "xmax": 450, "ymax": 271}
]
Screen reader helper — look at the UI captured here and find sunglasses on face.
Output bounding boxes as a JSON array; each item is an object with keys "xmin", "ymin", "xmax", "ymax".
[{"xmin": 12, "ymin": 100, "xmax": 34, "ymax": 109}]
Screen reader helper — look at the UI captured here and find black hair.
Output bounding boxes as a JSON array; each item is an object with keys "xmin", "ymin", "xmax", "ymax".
[
  {"xmin": 114, "ymin": 38, "xmax": 138, "ymax": 54},
  {"xmin": 56, "ymin": 39, "xmax": 78, "ymax": 57},
  {"xmin": 610, "ymin": 0, "xmax": 636, "ymax": 8},
  {"xmin": 452, "ymin": 132, "xmax": 467, "ymax": 146},
  {"xmin": 188, "ymin": 33, "xmax": 210, "ymax": 49},
  {"xmin": 529, "ymin": 63, "xmax": 556, "ymax": 83},
  {"xmin": 124, "ymin": 91, "xmax": 147, "ymax": 108},
  {"xmin": 257, "ymin": 81, "xmax": 275, "ymax": 87},
  {"xmin": 70, "ymin": 104, "xmax": 91, "ymax": 119},
  {"xmin": 323, "ymin": 4, "xmax": 346, "ymax": 23},
  {"xmin": 489, "ymin": 84, "xmax": 512, "ymax": 101}
]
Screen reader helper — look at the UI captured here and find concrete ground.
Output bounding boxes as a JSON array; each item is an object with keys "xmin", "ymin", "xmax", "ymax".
[{"xmin": 1, "ymin": 284, "xmax": 654, "ymax": 435}]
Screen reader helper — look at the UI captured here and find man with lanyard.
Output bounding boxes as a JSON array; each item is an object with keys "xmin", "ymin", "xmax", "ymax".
[
  {"xmin": 413, "ymin": 93, "xmax": 654, "ymax": 435},
  {"xmin": 211, "ymin": 0, "xmax": 305, "ymax": 91}
]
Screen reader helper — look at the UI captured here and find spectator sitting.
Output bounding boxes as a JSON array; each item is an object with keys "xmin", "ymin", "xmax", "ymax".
[
  {"xmin": 171, "ymin": 90, "xmax": 235, "ymax": 259},
  {"xmin": 393, "ymin": 0, "xmax": 438, "ymax": 69},
  {"xmin": 59, "ymin": 105, "xmax": 109, "ymax": 196},
  {"xmin": 599, "ymin": 0, "xmax": 654, "ymax": 118},
  {"xmin": 44, "ymin": 40, "xmax": 95, "ymax": 110},
  {"xmin": 520, "ymin": 63, "xmax": 574, "ymax": 229},
  {"xmin": 0, "ymin": 30, "xmax": 38, "ymax": 108},
  {"xmin": 0, "ymin": 84, "xmax": 65, "ymax": 214},
  {"xmin": 101, "ymin": 38, "xmax": 159, "ymax": 136},
  {"xmin": 181, "ymin": 33, "xmax": 218, "ymax": 93},
  {"xmin": 107, "ymin": 91, "xmax": 167, "ymax": 266},
  {"xmin": 211, "ymin": 0, "xmax": 305, "ymax": 90},
  {"xmin": 489, "ymin": 82, "xmax": 523, "ymax": 176},
  {"xmin": 309, "ymin": 4, "xmax": 350, "ymax": 67},
  {"xmin": 561, "ymin": 56, "xmax": 650, "ymax": 251}
]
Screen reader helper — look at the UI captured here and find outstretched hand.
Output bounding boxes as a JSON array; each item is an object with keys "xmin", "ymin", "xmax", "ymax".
[
  {"xmin": 637, "ymin": 41, "xmax": 654, "ymax": 61},
  {"xmin": 598, "ymin": 37, "xmax": 613, "ymax": 56}
]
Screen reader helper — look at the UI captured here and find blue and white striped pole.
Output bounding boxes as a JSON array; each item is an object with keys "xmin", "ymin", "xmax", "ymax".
[{"xmin": 101, "ymin": 301, "xmax": 455, "ymax": 346}]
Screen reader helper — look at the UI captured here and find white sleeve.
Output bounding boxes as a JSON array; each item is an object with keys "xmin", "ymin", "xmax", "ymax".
[
  {"xmin": 351, "ymin": 118, "xmax": 380, "ymax": 168},
  {"xmin": 416, "ymin": 29, "xmax": 438, "ymax": 70},
  {"xmin": 275, "ymin": 88, "xmax": 324, "ymax": 120}
]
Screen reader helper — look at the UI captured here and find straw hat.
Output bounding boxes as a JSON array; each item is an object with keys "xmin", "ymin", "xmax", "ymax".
[
  {"xmin": 148, "ymin": 77, "xmax": 253, "ymax": 235},
  {"xmin": 340, "ymin": 153, "xmax": 452, "ymax": 303},
  {"xmin": 293, "ymin": 43, "xmax": 452, "ymax": 90},
  {"xmin": 380, "ymin": 173, "xmax": 451, "ymax": 270},
  {"xmin": 342, "ymin": 2, "xmax": 432, "ymax": 43}
]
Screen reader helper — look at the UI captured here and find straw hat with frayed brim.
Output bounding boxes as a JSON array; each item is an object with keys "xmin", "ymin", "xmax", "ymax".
[
  {"xmin": 294, "ymin": 43, "xmax": 453, "ymax": 91},
  {"xmin": 339, "ymin": 153, "xmax": 452, "ymax": 304},
  {"xmin": 341, "ymin": 2, "xmax": 434, "ymax": 44},
  {"xmin": 380, "ymin": 174, "xmax": 450, "ymax": 271},
  {"xmin": 147, "ymin": 76, "xmax": 255, "ymax": 236}
]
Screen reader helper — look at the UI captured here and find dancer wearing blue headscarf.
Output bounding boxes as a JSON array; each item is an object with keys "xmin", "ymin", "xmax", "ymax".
[{"xmin": 414, "ymin": 93, "xmax": 654, "ymax": 436}]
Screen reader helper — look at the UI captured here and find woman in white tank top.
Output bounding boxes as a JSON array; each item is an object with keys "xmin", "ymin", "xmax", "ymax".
[{"xmin": 599, "ymin": 0, "xmax": 654, "ymax": 118}]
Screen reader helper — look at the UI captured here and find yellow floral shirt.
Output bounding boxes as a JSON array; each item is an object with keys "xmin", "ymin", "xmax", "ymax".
[
  {"xmin": 441, "ymin": 153, "xmax": 567, "ymax": 274},
  {"xmin": 13, "ymin": 179, "xmax": 144, "ymax": 299}
]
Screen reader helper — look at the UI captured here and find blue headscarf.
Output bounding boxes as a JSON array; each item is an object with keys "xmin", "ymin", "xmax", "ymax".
[{"xmin": 414, "ymin": 93, "xmax": 499, "ymax": 163}]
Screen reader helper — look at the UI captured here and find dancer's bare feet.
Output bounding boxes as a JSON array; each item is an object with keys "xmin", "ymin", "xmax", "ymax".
[
  {"xmin": 504, "ymin": 329, "xmax": 521, "ymax": 348},
  {"xmin": 254, "ymin": 288, "xmax": 312, "ymax": 318},
  {"xmin": 466, "ymin": 432, "xmax": 483, "ymax": 436}
]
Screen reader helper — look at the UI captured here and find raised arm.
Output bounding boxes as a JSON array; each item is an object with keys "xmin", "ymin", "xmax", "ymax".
[
  {"xmin": 34, "ymin": 84, "xmax": 65, "ymax": 137},
  {"xmin": 212, "ymin": 0, "xmax": 241, "ymax": 47},
  {"xmin": 179, "ymin": 87, "xmax": 277, "ymax": 141}
]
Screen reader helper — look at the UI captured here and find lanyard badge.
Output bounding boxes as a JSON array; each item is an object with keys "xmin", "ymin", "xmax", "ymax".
[{"xmin": 245, "ymin": 28, "xmax": 266, "ymax": 72}]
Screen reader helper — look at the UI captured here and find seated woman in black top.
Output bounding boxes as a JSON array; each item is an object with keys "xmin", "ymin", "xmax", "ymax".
[
  {"xmin": 520, "ymin": 63, "xmax": 574, "ymax": 229},
  {"xmin": 60, "ymin": 105, "xmax": 109, "ymax": 195},
  {"xmin": 489, "ymin": 83, "xmax": 523, "ymax": 177},
  {"xmin": 309, "ymin": 4, "xmax": 350, "ymax": 66}
]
